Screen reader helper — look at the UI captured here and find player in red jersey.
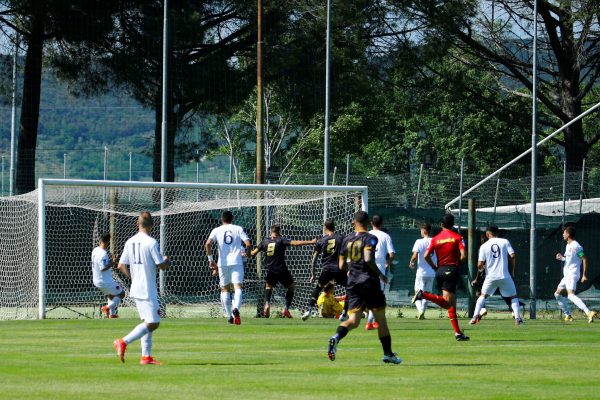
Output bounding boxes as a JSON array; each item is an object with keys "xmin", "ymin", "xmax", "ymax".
[{"xmin": 412, "ymin": 213, "xmax": 469, "ymax": 341}]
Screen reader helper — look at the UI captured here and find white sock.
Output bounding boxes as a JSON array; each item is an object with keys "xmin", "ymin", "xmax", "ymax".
[
  {"xmin": 141, "ymin": 331, "xmax": 153, "ymax": 357},
  {"xmin": 123, "ymin": 323, "xmax": 149, "ymax": 345},
  {"xmin": 108, "ymin": 296, "xmax": 121, "ymax": 315},
  {"xmin": 568, "ymin": 293, "xmax": 590, "ymax": 314},
  {"xmin": 221, "ymin": 291, "xmax": 232, "ymax": 317},
  {"xmin": 367, "ymin": 310, "xmax": 375, "ymax": 323},
  {"xmin": 511, "ymin": 298, "xmax": 521, "ymax": 319},
  {"xmin": 422, "ymin": 300, "xmax": 428, "ymax": 313},
  {"xmin": 473, "ymin": 296, "xmax": 486, "ymax": 317},
  {"xmin": 415, "ymin": 300, "xmax": 422, "ymax": 313},
  {"xmin": 554, "ymin": 293, "xmax": 571, "ymax": 315},
  {"xmin": 233, "ymin": 288, "xmax": 243, "ymax": 310}
]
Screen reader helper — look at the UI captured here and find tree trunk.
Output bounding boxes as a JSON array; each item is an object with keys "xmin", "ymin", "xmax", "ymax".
[{"xmin": 15, "ymin": 17, "xmax": 44, "ymax": 194}]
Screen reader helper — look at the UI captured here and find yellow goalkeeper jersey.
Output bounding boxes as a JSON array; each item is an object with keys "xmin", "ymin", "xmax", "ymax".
[{"xmin": 317, "ymin": 292, "xmax": 344, "ymax": 317}]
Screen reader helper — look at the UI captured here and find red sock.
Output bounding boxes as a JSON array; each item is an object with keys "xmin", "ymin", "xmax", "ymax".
[
  {"xmin": 448, "ymin": 307, "xmax": 462, "ymax": 334},
  {"xmin": 422, "ymin": 292, "xmax": 450, "ymax": 309}
]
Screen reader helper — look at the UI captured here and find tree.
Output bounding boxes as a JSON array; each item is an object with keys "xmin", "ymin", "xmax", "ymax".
[
  {"xmin": 0, "ymin": 0, "xmax": 125, "ymax": 193},
  {"xmin": 386, "ymin": 0, "xmax": 600, "ymax": 170}
]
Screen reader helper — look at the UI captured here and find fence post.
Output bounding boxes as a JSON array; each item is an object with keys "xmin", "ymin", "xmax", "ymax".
[
  {"xmin": 467, "ymin": 199, "xmax": 477, "ymax": 317},
  {"xmin": 562, "ymin": 160, "xmax": 566, "ymax": 227}
]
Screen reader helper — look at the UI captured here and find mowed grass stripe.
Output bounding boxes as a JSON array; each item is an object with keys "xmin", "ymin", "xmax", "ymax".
[{"xmin": 0, "ymin": 317, "xmax": 598, "ymax": 399}]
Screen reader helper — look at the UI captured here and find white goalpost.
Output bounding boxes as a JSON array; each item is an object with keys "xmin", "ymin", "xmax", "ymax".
[{"xmin": 0, "ymin": 179, "xmax": 368, "ymax": 320}]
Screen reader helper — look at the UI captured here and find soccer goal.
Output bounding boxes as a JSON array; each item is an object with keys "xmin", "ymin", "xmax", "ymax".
[{"xmin": 0, "ymin": 179, "xmax": 367, "ymax": 320}]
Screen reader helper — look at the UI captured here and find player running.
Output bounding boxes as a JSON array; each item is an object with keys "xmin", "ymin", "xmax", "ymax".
[
  {"xmin": 409, "ymin": 223, "xmax": 436, "ymax": 320},
  {"xmin": 365, "ymin": 214, "xmax": 395, "ymax": 330},
  {"xmin": 554, "ymin": 226, "xmax": 597, "ymax": 322},
  {"xmin": 205, "ymin": 210, "xmax": 251, "ymax": 325},
  {"xmin": 412, "ymin": 213, "xmax": 469, "ymax": 341},
  {"xmin": 250, "ymin": 224, "xmax": 316, "ymax": 318},
  {"xmin": 113, "ymin": 212, "xmax": 171, "ymax": 365},
  {"xmin": 92, "ymin": 232, "xmax": 125, "ymax": 318},
  {"xmin": 470, "ymin": 226, "xmax": 522, "ymax": 326},
  {"xmin": 301, "ymin": 219, "xmax": 347, "ymax": 321},
  {"xmin": 327, "ymin": 211, "xmax": 402, "ymax": 364}
]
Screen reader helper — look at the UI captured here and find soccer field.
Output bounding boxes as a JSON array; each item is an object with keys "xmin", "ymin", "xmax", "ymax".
[{"xmin": 1, "ymin": 315, "xmax": 599, "ymax": 400}]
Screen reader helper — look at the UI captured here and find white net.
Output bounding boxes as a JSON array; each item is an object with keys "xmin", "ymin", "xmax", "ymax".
[{"xmin": 0, "ymin": 181, "xmax": 365, "ymax": 319}]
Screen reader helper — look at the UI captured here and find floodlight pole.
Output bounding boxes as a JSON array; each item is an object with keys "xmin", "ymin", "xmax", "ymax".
[
  {"xmin": 159, "ymin": 0, "xmax": 170, "ymax": 297},
  {"xmin": 324, "ymin": 0, "xmax": 331, "ymax": 187},
  {"xmin": 9, "ymin": 34, "xmax": 18, "ymax": 197},
  {"xmin": 530, "ymin": 0, "xmax": 538, "ymax": 320}
]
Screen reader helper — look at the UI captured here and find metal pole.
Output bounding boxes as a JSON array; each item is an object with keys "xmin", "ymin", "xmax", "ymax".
[
  {"xmin": 492, "ymin": 176, "xmax": 500, "ymax": 223},
  {"xmin": 345, "ymin": 154, "xmax": 350, "ymax": 186},
  {"xmin": 103, "ymin": 146, "xmax": 108, "ymax": 180},
  {"xmin": 1, "ymin": 156, "xmax": 4, "ymax": 196},
  {"xmin": 415, "ymin": 163, "xmax": 424, "ymax": 207},
  {"xmin": 467, "ymin": 199, "xmax": 477, "ymax": 317},
  {"xmin": 579, "ymin": 158, "xmax": 586, "ymax": 215},
  {"xmin": 38, "ymin": 179, "xmax": 47, "ymax": 319},
  {"xmin": 129, "ymin": 152, "xmax": 132, "ymax": 181},
  {"xmin": 9, "ymin": 34, "xmax": 18, "ymax": 196},
  {"xmin": 255, "ymin": 0, "xmax": 264, "ymax": 317},
  {"xmin": 159, "ymin": 0, "xmax": 170, "ymax": 299},
  {"xmin": 457, "ymin": 157, "xmax": 465, "ymax": 232},
  {"xmin": 530, "ymin": 0, "xmax": 538, "ymax": 319},
  {"xmin": 324, "ymin": 0, "xmax": 331, "ymax": 187},
  {"xmin": 63, "ymin": 153, "xmax": 67, "ymax": 202},
  {"xmin": 196, "ymin": 149, "xmax": 199, "ymax": 201},
  {"xmin": 562, "ymin": 160, "xmax": 567, "ymax": 227}
]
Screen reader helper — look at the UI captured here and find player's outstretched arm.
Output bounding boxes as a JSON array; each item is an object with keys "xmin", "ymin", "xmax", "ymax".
[
  {"xmin": 291, "ymin": 238, "xmax": 317, "ymax": 246},
  {"xmin": 250, "ymin": 247, "xmax": 260, "ymax": 257}
]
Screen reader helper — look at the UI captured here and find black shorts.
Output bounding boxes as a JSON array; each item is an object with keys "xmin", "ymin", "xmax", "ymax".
[
  {"xmin": 317, "ymin": 269, "xmax": 348, "ymax": 287},
  {"xmin": 346, "ymin": 279, "xmax": 386, "ymax": 314},
  {"xmin": 265, "ymin": 269, "xmax": 294, "ymax": 288},
  {"xmin": 435, "ymin": 266, "xmax": 460, "ymax": 294}
]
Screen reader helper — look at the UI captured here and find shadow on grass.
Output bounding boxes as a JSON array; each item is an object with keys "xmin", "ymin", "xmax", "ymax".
[{"xmin": 173, "ymin": 362, "xmax": 282, "ymax": 366}]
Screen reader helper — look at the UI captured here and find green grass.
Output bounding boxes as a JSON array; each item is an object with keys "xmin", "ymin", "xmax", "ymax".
[{"xmin": 1, "ymin": 313, "xmax": 599, "ymax": 400}]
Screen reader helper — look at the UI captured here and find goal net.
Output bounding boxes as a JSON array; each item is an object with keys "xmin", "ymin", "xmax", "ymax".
[{"xmin": 0, "ymin": 179, "xmax": 367, "ymax": 320}]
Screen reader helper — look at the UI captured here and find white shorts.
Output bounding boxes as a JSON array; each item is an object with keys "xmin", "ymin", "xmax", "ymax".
[
  {"xmin": 219, "ymin": 264, "xmax": 244, "ymax": 287},
  {"xmin": 134, "ymin": 297, "xmax": 160, "ymax": 324},
  {"xmin": 557, "ymin": 275, "xmax": 579, "ymax": 292},
  {"xmin": 481, "ymin": 277, "xmax": 517, "ymax": 297},
  {"xmin": 414, "ymin": 275, "xmax": 435, "ymax": 293},
  {"xmin": 95, "ymin": 281, "xmax": 124, "ymax": 297}
]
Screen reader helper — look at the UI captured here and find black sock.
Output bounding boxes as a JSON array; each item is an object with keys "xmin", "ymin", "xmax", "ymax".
[
  {"xmin": 308, "ymin": 286, "xmax": 321, "ymax": 309},
  {"xmin": 379, "ymin": 334, "xmax": 392, "ymax": 356},
  {"xmin": 285, "ymin": 289, "xmax": 294, "ymax": 309},
  {"xmin": 264, "ymin": 288, "xmax": 273, "ymax": 304},
  {"xmin": 335, "ymin": 325, "xmax": 349, "ymax": 342}
]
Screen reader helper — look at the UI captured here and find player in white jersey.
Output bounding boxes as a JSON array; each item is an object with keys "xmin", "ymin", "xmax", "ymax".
[
  {"xmin": 113, "ymin": 212, "xmax": 171, "ymax": 365},
  {"xmin": 470, "ymin": 226, "xmax": 522, "ymax": 325},
  {"xmin": 409, "ymin": 223, "xmax": 436, "ymax": 320},
  {"xmin": 554, "ymin": 226, "xmax": 597, "ymax": 323},
  {"xmin": 365, "ymin": 214, "xmax": 395, "ymax": 330},
  {"xmin": 91, "ymin": 232, "xmax": 125, "ymax": 318},
  {"xmin": 205, "ymin": 210, "xmax": 251, "ymax": 325}
]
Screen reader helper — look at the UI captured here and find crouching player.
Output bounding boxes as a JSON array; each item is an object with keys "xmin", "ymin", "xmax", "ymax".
[
  {"xmin": 327, "ymin": 211, "xmax": 402, "ymax": 364},
  {"xmin": 92, "ymin": 232, "xmax": 125, "ymax": 318}
]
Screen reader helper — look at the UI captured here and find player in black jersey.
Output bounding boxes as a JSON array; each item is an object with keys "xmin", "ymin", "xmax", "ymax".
[
  {"xmin": 251, "ymin": 224, "xmax": 316, "ymax": 318},
  {"xmin": 301, "ymin": 219, "xmax": 348, "ymax": 321},
  {"xmin": 327, "ymin": 211, "xmax": 402, "ymax": 364}
]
